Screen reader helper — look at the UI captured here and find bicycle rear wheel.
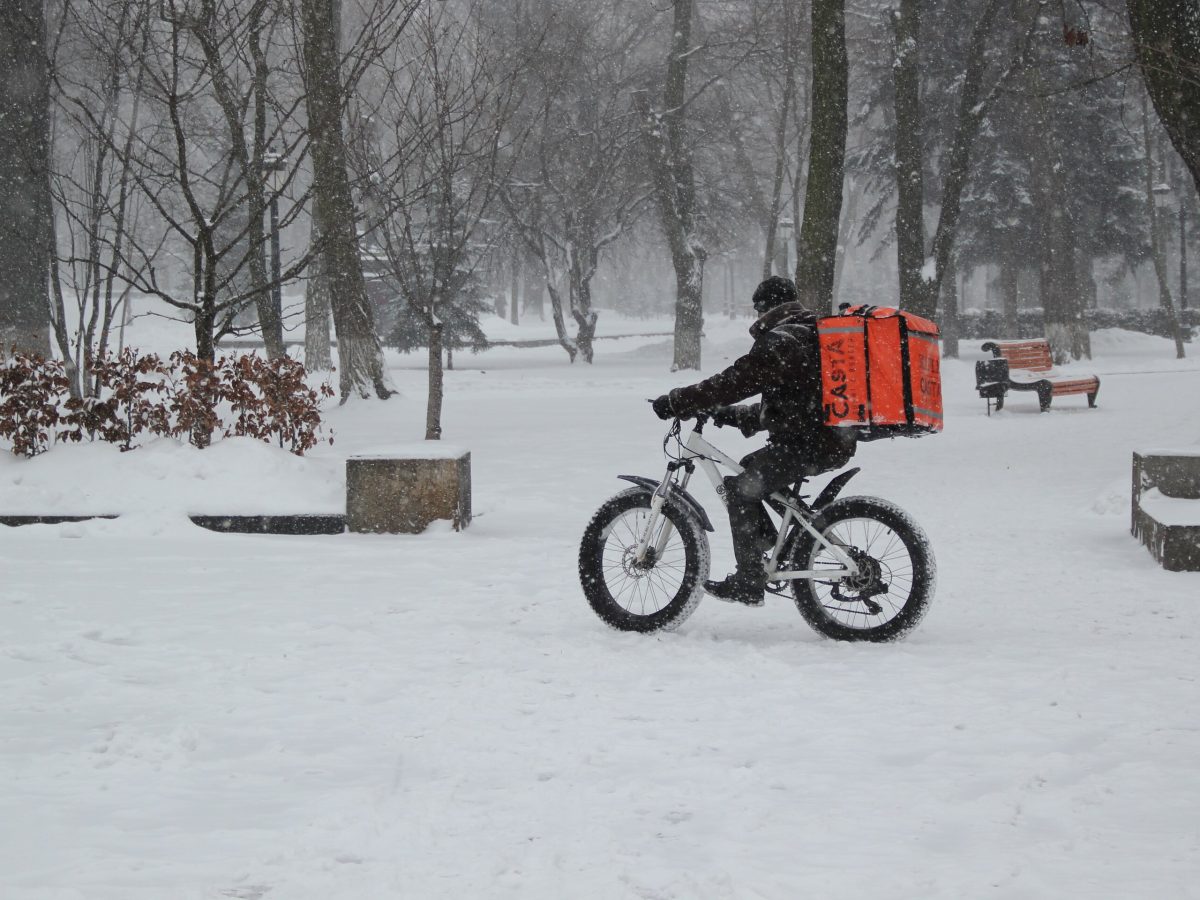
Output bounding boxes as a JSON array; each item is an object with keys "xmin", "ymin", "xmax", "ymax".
[
  {"xmin": 579, "ymin": 488, "xmax": 710, "ymax": 633},
  {"xmin": 790, "ymin": 495, "xmax": 935, "ymax": 642}
]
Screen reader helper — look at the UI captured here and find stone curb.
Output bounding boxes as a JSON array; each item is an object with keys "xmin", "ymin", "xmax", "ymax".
[{"xmin": 0, "ymin": 514, "xmax": 345, "ymax": 535}]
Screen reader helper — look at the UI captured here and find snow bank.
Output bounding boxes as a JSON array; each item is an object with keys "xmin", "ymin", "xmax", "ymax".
[
  {"xmin": 2, "ymin": 322, "xmax": 1200, "ymax": 898},
  {"xmin": 0, "ymin": 437, "xmax": 343, "ymax": 517}
]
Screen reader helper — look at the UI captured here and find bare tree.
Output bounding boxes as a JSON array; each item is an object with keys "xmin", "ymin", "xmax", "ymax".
[
  {"xmin": 503, "ymin": 3, "xmax": 652, "ymax": 364},
  {"xmin": 189, "ymin": 0, "xmax": 286, "ymax": 360},
  {"xmin": 364, "ymin": 1, "xmax": 522, "ymax": 436},
  {"xmin": 716, "ymin": 0, "xmax": 809, "ymax": 283},
  {"xmin": 48, "ymin": 0, "xmax": 151, "ymax": 396},
  {"xmin": 53, "ymin": 0, "xmax": 310, "ymax": 382}
]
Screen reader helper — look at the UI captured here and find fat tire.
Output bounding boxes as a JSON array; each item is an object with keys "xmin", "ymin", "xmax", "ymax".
[
  {"xmin": 579, "ymin": 488, "xmax": 710, "ymax": 633},
  {"xmin": 790, "ymin": 495, "xmax": 936, "ymax": 642}
]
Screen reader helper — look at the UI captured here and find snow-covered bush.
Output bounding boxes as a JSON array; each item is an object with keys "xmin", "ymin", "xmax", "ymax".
[
  {"xmin": 69, "ymin": 348, "xmax": 173, "ymax": 450},
  {"xmin": 218, "ymin": 354, "xmax": 335, "ymax": 454},
  {"xmin": 0, "ymin": 350, "xmax": 334, "ymax": 458},
  {"xmin": 0, "ymin": 354, "xmax": 71, "ymax": 457}
]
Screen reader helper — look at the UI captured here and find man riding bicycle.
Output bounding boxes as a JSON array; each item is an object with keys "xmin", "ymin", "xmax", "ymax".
[{"xmin": 651, "ymin": 276, "xmax": 856, "ymax": 606}]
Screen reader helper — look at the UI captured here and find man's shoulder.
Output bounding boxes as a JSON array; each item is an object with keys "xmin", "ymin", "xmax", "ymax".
[{"xmin": 756, "ymin": 318, "xmax": 817, "ymax": 350}]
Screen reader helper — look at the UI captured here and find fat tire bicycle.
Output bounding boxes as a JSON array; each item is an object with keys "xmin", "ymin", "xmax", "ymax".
[{"xmin": 578, "ymin": 415, "xmax": 936, "ymax": 641}]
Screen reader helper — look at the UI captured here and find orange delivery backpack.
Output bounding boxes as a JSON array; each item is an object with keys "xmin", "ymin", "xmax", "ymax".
[{"xmin": 816, "ymin": 305, "xmax": 943, "ymax": 439}]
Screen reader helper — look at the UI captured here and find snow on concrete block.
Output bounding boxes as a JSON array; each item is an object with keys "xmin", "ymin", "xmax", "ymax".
[
  {"xmin": 1132, "ymin": 451, "xmax": 1200, "ymax": 572},
  {"xmin": 346, "ymin": 451, "xmax": 471, "ymax": 534}
]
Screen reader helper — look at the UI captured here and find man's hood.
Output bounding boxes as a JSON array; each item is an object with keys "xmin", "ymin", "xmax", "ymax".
[{"xmin": 749, "ymin": 301, "xmax": 816, "ymax": 339}]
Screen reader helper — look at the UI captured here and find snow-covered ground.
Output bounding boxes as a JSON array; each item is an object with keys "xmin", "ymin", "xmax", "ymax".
[{"xmin": 2, "ymin": 313, "xmax": 1199, "ymax": 899}]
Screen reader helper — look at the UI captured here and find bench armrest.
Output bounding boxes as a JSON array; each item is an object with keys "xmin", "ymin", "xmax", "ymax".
[{"xmin": 975, "ymin": 358, "xmax": 1009, "ymax": 391}]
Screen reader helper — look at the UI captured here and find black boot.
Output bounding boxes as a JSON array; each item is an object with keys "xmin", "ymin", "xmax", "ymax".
[{"xmin": 704, "ymin": 571, "xmax": 767, "ymax": 607}]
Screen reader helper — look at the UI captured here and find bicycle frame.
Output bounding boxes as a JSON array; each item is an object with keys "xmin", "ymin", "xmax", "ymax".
[{"xmin": 635, "ymin": 420, "xmax": 861, "ymax": 582}]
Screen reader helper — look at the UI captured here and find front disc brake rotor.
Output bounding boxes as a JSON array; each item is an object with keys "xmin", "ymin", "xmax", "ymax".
[{"xmin": 621, "ymin": 545, "xmax": 658, "ymax": 578}]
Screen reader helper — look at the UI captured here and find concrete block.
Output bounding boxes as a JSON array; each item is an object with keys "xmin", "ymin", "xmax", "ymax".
[
  {"xmin": 1132, "ymin": 450, "xmax": 1200, "ymax": 572},
  {"xmin": 346, "ymin": 448, "xmax": 471, "ymax": 534}
]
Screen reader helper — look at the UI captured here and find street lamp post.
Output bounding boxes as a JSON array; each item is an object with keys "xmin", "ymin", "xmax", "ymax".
[
  {"xmin": 778, "ymin": 216, "xmax": 794, "ymax": 281},
  {"xmin": 261, "ymin": 149, "xmax": 287, "ymax": 321},
  {"xmin": 1152, "ymin": 180, "xmax": 1172, "ymax": 309},
  {"xmin": 1181, "ymin": 194, "xmax": 1189, "ymax": 312}
]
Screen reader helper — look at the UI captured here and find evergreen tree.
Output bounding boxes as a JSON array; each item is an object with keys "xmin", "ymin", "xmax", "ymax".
[
  {"xmin": 956, "ymin": 7, "xmax": 1145, "ymax": 358},
  {"xmin": 385, "ymin": 263, "xmax": 490, "ymax": 358}
]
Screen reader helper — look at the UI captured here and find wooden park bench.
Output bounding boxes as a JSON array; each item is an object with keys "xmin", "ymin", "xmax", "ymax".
[{"xmin": 975, "ymin": 338, "xmax": 1100, "ymax": 414}]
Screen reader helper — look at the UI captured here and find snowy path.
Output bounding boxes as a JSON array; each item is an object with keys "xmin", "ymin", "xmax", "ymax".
[{"xmin": 2, "ymin": 326, "xmax": 1199, "ymax": 898}]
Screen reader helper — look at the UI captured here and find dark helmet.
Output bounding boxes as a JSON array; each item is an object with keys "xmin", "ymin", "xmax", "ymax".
[{"xmin": 751, "ymin": 276, "xmax": 798, "ymax": 315}]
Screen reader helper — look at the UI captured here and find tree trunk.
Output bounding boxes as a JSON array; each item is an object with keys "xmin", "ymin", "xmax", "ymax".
[
  {"xmin": 1128, "ymin": 0, "xmax": 1200, "ymax": 198},
  {"xmin": 941, "ymin": 256, "xmax": 960, "ymax": 359},
  {"xmin": 192, "ymin": 302, "xmax": 217, "ymax": 449},
  {"xmin": 892, "ymin": 0, "xmax": 925, "ymax": 314},
  {"xmin": 571, "ymin": 272, "xmax": 599, "ymax": 364},
  {"xmin": 1001, "ymin": 262, "xmax": 1020, "ymax": 338},
  {"xmin": 248, "ymin": 14, "xmax": 285, "ymax": 360},
  {"xmin": 303, "ymin": 218, "xmax": 333, "ymax": 371},
  {"xmin": 832, "ymin": 180, "xmax": 861, "ymax": 306},
  {"xmin": 524, "ymin": 254, "xmax": 545, "ymax": 319},
  {"xmin": 544, "ymin": 276, "xmax": 578, "ymax": 362},
  {"xmin": 0, "ymin": 0, "xmax": 52, "ymax": 357},
  {"xmin": 795, "ymin": 0, "xmax": 847, "ymax": 312},
  {"xmin": 1180, "ymin": 192, "xmax": 1189, "ymax": 311},
  {"xmin": 426, "ymin": 321, "xmax": 444, "ymax": 439},
  {"xmin": 1141, "ymin": 97, "xmax": 1187, "ymax": 359},
  {"xmin": 300, "ymin": 0, "xmax": 392, "ymax": 401},
  {"xmin": 671, "ymin": 254, "xmax": 704, "ymax": 370},
  {"xmin": 47, "ymin": 178, "xmax": 80, "ymax": 397},
  {"xmin": 1038, "ymin": 210, "xmax": 1089, "ymax": 362},
  {"xmin": 510, "ymin": 246, "xmax": 520, "ymax": 325}
]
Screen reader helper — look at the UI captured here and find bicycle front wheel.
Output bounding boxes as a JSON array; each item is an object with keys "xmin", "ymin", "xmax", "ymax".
[
  {"xmin": 579, "ymin": 488, "xmax": 710, "ymax": 633},
  {"xmin": 790, "ymin": 495, "xmax": 936, "ymax": 642}
]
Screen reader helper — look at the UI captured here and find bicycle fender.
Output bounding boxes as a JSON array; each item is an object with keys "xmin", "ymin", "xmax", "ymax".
[
  {"xmin": 812, "ymin": 467, "xmax": 861, "ymax": 511},
  {"xmin": 616, "ymin": 475, "xmax": 716, "ymax": 532}
]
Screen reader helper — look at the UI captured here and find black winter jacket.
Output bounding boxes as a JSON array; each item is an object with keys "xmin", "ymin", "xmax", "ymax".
[{"xmin": 667, "ymin": 303, "xmax": 854, "ymax": 461}]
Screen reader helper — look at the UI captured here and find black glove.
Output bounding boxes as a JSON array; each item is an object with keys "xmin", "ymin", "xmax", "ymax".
[
  {"xmin": 738, "ymin": 416, "xmax": 761, "ymax": 438},
  {"xmin": 711, "ymin": 405, "xmax": 740, "ymax": 428},
  {"xmin": 650, "ymin": 395, "xmax": 675, "ymax": 420}
]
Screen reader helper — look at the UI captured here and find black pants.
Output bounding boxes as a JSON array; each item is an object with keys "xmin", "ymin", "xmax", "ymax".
[{"xmin": 723, "ymin": 442, "xmax": 846, "ymax": 576}]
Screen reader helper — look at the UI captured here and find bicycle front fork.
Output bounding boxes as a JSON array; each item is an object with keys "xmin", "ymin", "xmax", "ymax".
[{"xmin": 634, "ymin": 465, "xmax": 692, "ymax": 564}]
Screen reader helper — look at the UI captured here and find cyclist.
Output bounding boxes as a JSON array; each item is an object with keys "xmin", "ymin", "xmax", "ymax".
[{"xmin": 651, "ymin": 276, "xmax": 856, "ymax": 606}]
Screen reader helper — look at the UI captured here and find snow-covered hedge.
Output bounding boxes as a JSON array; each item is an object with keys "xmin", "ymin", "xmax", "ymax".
[
  {"xmin": 954, "ymin": 307, "xmax": 1198, "ymax": 341},
  {"xmin": 0, "ymin": 349, "xmax": 333, "ymax": 458}
]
